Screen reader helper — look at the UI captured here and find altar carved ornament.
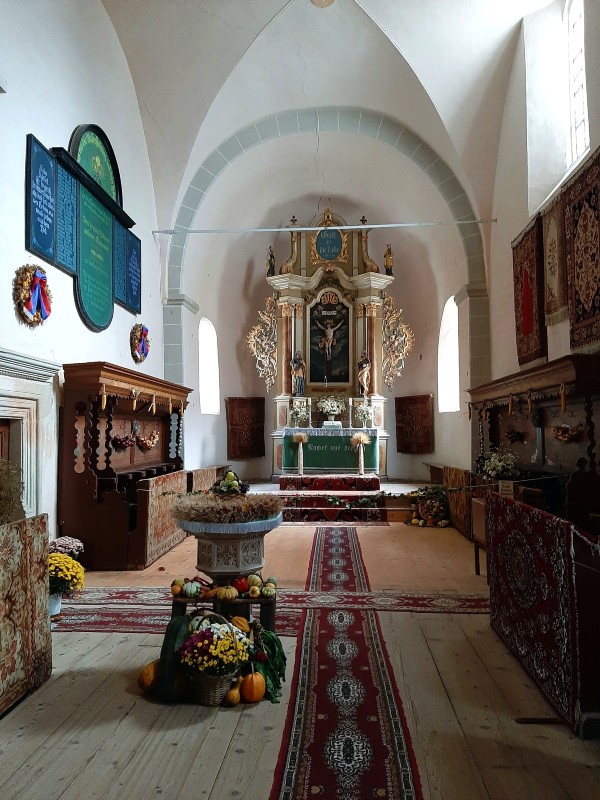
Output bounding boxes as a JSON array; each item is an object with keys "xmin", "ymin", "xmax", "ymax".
[
  {"xmin": 382, "ymin": 293, "xmax": 415, "ymax": 391},
  {"xmin": 247, "ymin": 294, "xmax": 278, "ymax": 393}
]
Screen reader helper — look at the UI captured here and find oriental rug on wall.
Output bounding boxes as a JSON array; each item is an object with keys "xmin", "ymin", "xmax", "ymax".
[
  {"xmin": 225, "ymin": 396, "xmax": 265, "ymax": 459},
  {"xmin": 564, "ymin": 147, "xmax": 600, "ymax": 349},
  {"xmin": 512, "ymin": 215, "xmax": 547, "ymax": 365},
  {"xmin": 395, "ymin": 394, "xmax": 434, "ymax": 454},
  {"xmin": 542, "ymin": 193, "xmax": 568, "ymax": 325},
  {"xmin": 0, "ymin": 514, "xmax": 52, "ymax": 716},
  {"xmin": 270, "ymin": 527, "xmax": 423, "ymax": 800},
  {"xmin": 486, "ymin": 492, "xmax": 578, "ymax": 730}
]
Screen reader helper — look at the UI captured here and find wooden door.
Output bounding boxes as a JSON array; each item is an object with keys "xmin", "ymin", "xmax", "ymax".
[{"xmin": 0, "ymin": 421, "xmax": 9, "ymax": 461}]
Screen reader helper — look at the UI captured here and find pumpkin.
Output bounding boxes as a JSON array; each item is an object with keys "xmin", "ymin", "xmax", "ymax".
[
  {"xmin": 265, "ymin": 576, "xmax": 278, "ymax": 586},
  {"xmin": 183, "ymin": 580, "xmax": 202, "ymax": 597},
  {"xmin": 138, "ymin": 659, "xmax": 160, "ymax": 694},
  {"xmin": 263, "ymin": 582, "xmax": 276, "ymax": 590},
  {"xmin": 216, "ymin": 585, "xmax": 239, "ymax": 601},
  {"xmin": 230, "ymin": 615, "xmax": 251, "ymax": 634},
  {"xmin": 241, "ymin": 668, "xmax": 266, "ymax": 703},
  {"xmin": 223, "ymin": 676, "xmax": 243, "ymax": 707},
  {"xmin": 247, "ymin": 574, "xmax": 262, "ymax": 588},
  {"xmin": 248, "ymin": 585, "xmax": 261, "ymax": 599},
  {"xmin": 171, "ymin": 584, "xmax": 183, "ymax": 596},
  {"xmin": 261, "ymin": 586, "xmax": 276, "ymax": 598}
]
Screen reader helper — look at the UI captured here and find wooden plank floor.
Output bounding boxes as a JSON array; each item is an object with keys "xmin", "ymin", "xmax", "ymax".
[{"xmin": 2, "ymin": 523, "xmax": 600, "ymax": 799}]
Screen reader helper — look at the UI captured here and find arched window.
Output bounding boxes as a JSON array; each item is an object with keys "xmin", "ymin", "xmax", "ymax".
[
  {"xmin": 198, "ymin": 317, "xmax": 220, "ymax": 414},
  {"xmin": 438, "ymin": 297, "xmax": 459, "ymax": 413},
  {"xmin": 567, "ymin": 0, "xmax": 589, "ymax": 165}
]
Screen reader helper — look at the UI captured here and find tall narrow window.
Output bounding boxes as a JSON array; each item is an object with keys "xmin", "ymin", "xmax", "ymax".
[
  {"xmin": 438, "ymin": 297, "xmax": 459, "ymax": 413},
  {"xmin": 567, "ymin": 0, "xmax": 589, "ymax": 165},
  {"xmin": 198, "ymin": 317, "xmax": 220, "ymax": 414}
]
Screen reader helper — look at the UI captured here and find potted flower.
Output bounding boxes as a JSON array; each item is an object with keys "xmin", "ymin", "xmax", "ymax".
[
  {"xmin": 353, "ymin": 402, "xmax": 374, "ymax": 427},
  {"xmin": 178, "ymin": 612, "xmax": 250, "ymax": 705},
  {"xmin": 48, "ymin": 552, "xmax": 85, "ymax": 616},
  {"xmin": 49, "ymin": 536, "xmax": 84, "ymax": 560},
  {"xmin": 316, "ymin": 394, "xmax": 346, "ymax": 421}
]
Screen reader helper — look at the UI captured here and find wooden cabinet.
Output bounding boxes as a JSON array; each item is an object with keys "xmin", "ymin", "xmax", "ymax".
[
  {"xmin": 58, "ymin": 362, "xmax": 191, "ymax": 569},
  {"xmin": 468, "ymin": 355, "xmax": 600, "ymax": 532}
]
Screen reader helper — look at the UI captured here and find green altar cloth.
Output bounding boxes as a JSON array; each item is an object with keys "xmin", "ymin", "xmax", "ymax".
[{"xmin": 282, "ymin": 427, "xmax": 379, "ymax": 472}]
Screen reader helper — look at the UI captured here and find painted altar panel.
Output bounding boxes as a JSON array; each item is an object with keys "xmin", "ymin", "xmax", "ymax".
[{"xmin": 308, "ymin": 291, "xmax": 351, "ymax": 385}]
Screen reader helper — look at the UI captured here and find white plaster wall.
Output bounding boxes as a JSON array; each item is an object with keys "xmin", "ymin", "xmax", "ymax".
[
  {"xmin": 180, "ymin": 134, "xmax": 471, "ymax": 478},
  {"xmin": 0, "ymin": 1, "xmax": 162, "ymax": 533},
  {"xmin": 0, "ymin": 0, "xmax": 162, "ymax": 371}
]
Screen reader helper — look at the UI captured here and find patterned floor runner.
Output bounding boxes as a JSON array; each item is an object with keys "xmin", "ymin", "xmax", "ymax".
[{"xmin": 270, "ymin": 526, "xmax": 423, "ymax": 800}]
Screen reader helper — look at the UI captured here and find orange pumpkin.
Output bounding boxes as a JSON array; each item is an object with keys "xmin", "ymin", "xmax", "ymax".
[
  {"xmin": 137, "ymin": 659, "xmax": 160, "ymax": 694},
  {"xmin": 241, "ymin": 669, "xmax": 266, "ymax": 703}
]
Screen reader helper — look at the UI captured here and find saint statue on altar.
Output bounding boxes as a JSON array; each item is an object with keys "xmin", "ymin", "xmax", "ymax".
[
  {"xmin": 384, "ymin": 244, "xmax": 394, "ymax": 276},
  {"xmin": 291, "ymin": 351, "xmax": 306, "ymax": 396},
  {"xmin": 358, "ymin": 351, "xmax": 371, "ymax": 396}
]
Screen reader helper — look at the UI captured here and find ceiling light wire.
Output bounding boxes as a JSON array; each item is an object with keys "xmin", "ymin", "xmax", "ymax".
[{"xmin": 153, "ymin": 219, "xmax": 496, "ymax": 235}]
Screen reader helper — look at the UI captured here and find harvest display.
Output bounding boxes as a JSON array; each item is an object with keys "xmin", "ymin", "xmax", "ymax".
[{"xmin": 139, "ymin": 572, "xmax": 285, "ymax": 706}]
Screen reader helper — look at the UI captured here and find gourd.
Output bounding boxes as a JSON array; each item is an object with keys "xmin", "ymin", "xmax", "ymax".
[
  {"xmin": 223, "ymin": 676, "xmax": 243, "ymax": 707},
  {"xmin": 158, "ymin": 614, "xmax": 191, "ymax": 703},
  {"xmin": 137, "ymin": 659, "xmax": 160, "ymax": 694},
  {"xmin": 216, "ymin": 585, "xmax": 239, "ymax": 601},
  {"xmin": 263, "ymin": 582, "xmax": 276, "ymax": 591},
  {"xmin": 248, "ymin": 586, "xmax": 261, "ymax": 599},
  {"xmin": 265, "ymin": 576, "xmax": 278, "ymax": 586},
  {"xmin": 247, "ymin": 574, "xmax": 262, "ymax": 588},
  {"xmin": 230, "ymin": 615, "xmax": 251, "ymax": 634},
  {"xmin": 261, "ymin": 586, "xmax": 276, "ymax": 598},
  {"xmin": 183, "ymin": 580, "xmax": 202, "ymax": 597},
  {"xmin": 241, "ymin": 668, "xmax": 266, "ymax": 703}
]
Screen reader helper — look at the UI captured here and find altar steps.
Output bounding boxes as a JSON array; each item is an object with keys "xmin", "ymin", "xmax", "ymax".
[{"xmin": 277, "ymin": 477, "xmax": 414, "ymax": 524}]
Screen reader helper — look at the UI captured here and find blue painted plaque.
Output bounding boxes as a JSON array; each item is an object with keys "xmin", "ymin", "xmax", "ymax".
[
  {"xmin": 77, "ymin": 186, "xmax": 114, "ymax": 331},
  {"xmin": 126, "ymin": 230, "xmax": 142, "ymax": 314},
  {"xmin": 56, "ymin": 164, "xmax": 77, "ymax": 274},
  {"xmin": 26, "ymin": 135, "xmax": 55, "ymax": 263},
  {"xmin": 113, "ymin": 220, "xmax": 127, "ymax": 306},
  {"xmin": 316, "ymin": 227, "xmax": 342, "ymax": 260}
]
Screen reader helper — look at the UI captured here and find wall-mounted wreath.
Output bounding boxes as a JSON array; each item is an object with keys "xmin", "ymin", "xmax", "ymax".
[
  {"xmin": 137, "ymin": 430, "xmax": 159, "ymax": 451},
  {"xmin": 130, "ymin": 323, "xmax": 150, "ymax": 363},
  {"xmin": 13, "ymin": 264, "xmax": 52, "ymax": 326}
]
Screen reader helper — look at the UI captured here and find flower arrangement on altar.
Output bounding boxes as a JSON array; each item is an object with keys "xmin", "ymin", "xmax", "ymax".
[
  {"xmin": 316, "ymin": 395, "xmax": 346, "ymax": 416},
  {"xmin": 48, "ymin": 552, "xmax": 85, "ymax": 597},
  {"xmin": 178, "ymin": 616, "xmax": 250, "ymax": 677},
  {"xmin": 49, "ymin": 536, "xmax": 84, "ymax": 559},
  {"xmin": 353, "ymin": 402, "xmax": 374, "ymax": 424},
  {"xmin": 136, "ymin": 430, "xmax": 159, "ymax": 451},
  {"xmin": 478, "ymin": 448, "xmax": 520, "ymax": 480},
  {"xmin": 290, "ymin": 402, "xmax": 309, "ymax": 425}
]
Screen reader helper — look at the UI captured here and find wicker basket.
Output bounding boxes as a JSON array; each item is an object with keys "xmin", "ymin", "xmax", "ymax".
[{"xmin": 187, "ymin": 609, "xmax": 242, "ymax": 706}]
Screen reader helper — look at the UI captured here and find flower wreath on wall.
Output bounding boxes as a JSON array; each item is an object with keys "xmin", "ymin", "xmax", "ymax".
[
  {"xmin": 13, "ymin": 264, "xmax": 52, "ymax": 326},
  {"xmin": 137, "ymin": 430, "xmax": 159, "ymax": 451},
  {"xmin": 130, "ymin": 323, "xmax": 150, "ymax": 363}
]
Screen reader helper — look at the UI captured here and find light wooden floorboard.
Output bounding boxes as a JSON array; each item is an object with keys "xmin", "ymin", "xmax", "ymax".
[{"xmin": 3, "ymin": 523, "xmax": 600, "ymax": 799}]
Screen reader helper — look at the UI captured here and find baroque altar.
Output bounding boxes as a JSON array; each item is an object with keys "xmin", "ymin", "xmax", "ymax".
[{"xmin": 262, "ymin": 208, "xmax": 398, "ymax": 476}]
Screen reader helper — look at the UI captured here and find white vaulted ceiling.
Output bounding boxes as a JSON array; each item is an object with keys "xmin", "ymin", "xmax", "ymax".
[{"xmin": 101, "ymin": 0, "xmax": 554, "ymax": 235}]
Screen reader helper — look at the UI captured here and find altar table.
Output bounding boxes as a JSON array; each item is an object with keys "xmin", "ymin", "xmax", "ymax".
[{"xmin": 282, "ymin": 427, "xmax": 379, "ymax": 472}]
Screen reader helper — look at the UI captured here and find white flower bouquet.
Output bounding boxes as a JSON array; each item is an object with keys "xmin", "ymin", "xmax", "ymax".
[
  {"xmin": 353, "ymin": 403, "xmax": 374, "ymax": 423},
  {"xmin": 479, "ymin": 448, "xmax": 520, "ymax": 480},
  {"xmin": 316, "ymin": 395, "xmax": 346, "ymax": 415},
  {"xmin": 290, "ymin": 403, "xmax": 309, "ymax": 423}
]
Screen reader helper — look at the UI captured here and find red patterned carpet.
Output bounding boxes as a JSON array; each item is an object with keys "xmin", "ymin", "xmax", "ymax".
[{"xmin": 270, "ymin": 526, "xmax": 423, "ymax": 800}]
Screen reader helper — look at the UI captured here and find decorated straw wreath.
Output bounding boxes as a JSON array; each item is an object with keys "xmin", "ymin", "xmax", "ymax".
[
  {"xmin": 130, "ymin": 323, "xmax": 150, "ymax": 363},
  {"xmin": 13, "ymin": 264, "xmax": 52, "ymax": 326}
]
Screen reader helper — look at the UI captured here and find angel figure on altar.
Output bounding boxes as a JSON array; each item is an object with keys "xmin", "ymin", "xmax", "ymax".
[{"xmin": 316, "ymin": 318, "xmax": 343, "ymax": 361}]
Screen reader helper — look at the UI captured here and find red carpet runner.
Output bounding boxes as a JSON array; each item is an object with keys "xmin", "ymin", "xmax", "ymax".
[{"xmin": 270, "ymin": 526, "xmax": 423, "ymax": 800}]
